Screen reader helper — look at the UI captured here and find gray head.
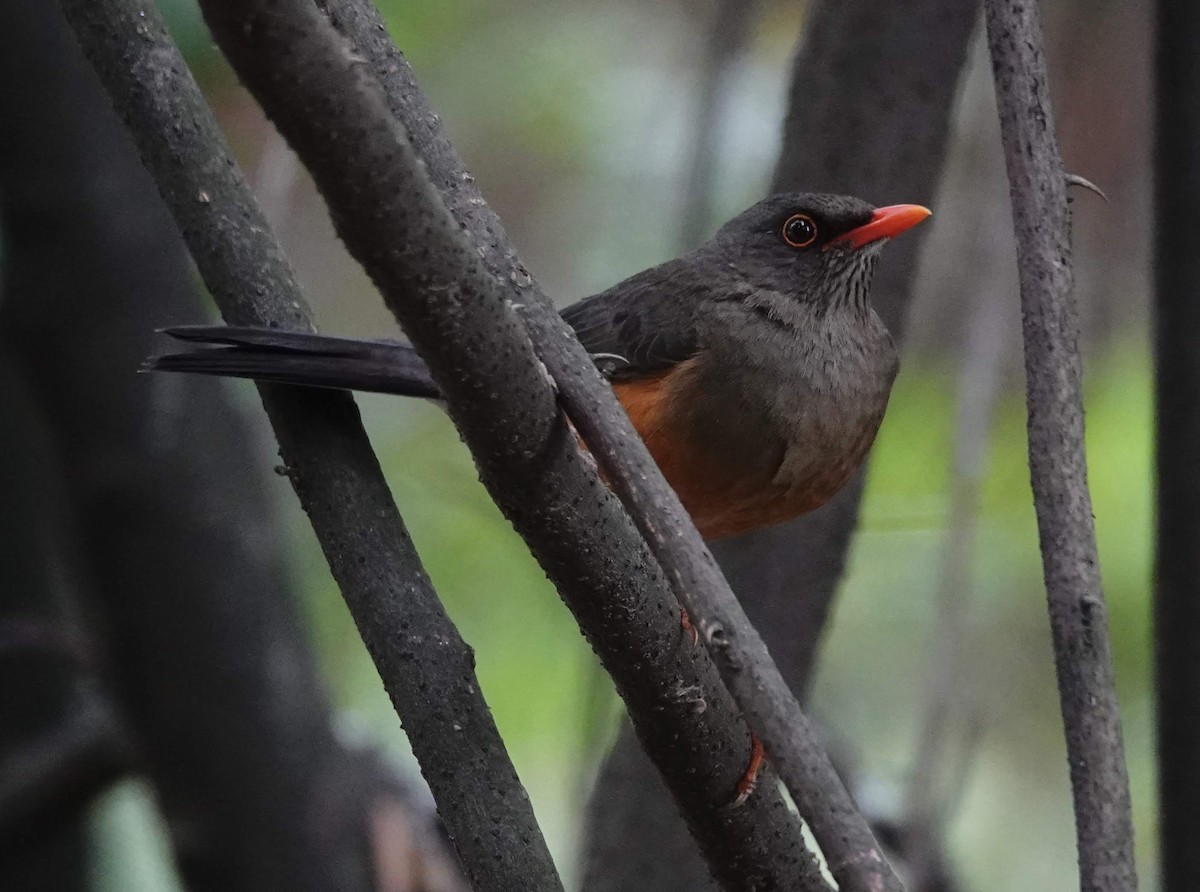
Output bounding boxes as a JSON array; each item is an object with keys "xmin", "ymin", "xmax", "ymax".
[{"xmin": 702, "ymin": 192, "xmax": 930, "ymax": 310}]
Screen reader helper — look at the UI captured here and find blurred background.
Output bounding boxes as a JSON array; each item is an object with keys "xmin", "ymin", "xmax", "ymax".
[{"xmin": 4, "ymin": 0, "xmax": 1154, "ymax": 889}]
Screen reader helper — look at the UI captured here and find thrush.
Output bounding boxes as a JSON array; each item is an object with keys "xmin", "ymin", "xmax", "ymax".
[{"xmin": 152, "ymin": 193, "xmax": 928, "ymax": 541}]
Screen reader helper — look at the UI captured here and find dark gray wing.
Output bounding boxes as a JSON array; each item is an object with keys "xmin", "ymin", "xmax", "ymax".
[{"xmin": 561, "ymin": 257, "xmax": 702, "ymax": 381}]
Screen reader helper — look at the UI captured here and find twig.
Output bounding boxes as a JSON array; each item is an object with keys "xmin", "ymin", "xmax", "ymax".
[
  {"xmin": 983, "ymin": 1, "xmax": 1137, "ymax": 889},
  {"xmin": 57, "ymin": 3, "xmax": 563, "ymax": 890},
  {"xmin": 1153, "ymin": 0, "xmax": 1200, "ymax": 887},
  {"xmin": 209, "ymin": 1, "xmax": 826, "ymax": 888}
]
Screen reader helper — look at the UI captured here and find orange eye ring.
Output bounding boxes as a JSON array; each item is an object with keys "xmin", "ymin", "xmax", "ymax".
[{"xmin": 782, "ymin": 214, "xmax": 818, "ymax": 248}]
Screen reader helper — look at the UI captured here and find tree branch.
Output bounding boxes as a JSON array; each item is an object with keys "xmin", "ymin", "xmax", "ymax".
[
  {"xmin": 202, "ymin": 1, "xmax": 826, "ymax": 888},
  {"xmin": 0, "ymin": 3, "xmax": 405, "ymax": 886},
  {"xmin": 583, "ymin": 0, "xmax": 978, "ymax": 884},
  {"xmin": 56, "ymin": 3, "xmax": 561, "ymax": 890},
  {"xmin": 983, "ymin": 1, "xmax": 1137, "ymax": 888},
  {"xmin": 1153, "ymin": 0, "xmax": 1200, "ymax": 887}
]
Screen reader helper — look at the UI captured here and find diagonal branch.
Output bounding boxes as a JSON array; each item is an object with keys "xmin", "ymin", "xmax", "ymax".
[
  {"xmin": 57, "ymin": 3, "xmax": 562, "ymax": 890},
  {"xmin": 983, "ymin": 1, "xmax": 1137, "ymax": 889},
  {"xmin": 306, "ymin": 3, "xmax": 902, "ymax": 890},
  {"xmin": 0, "ymin": 3, "xmax": 445, "ymax": 886},
  {"xmin": 205, "ymin": 1, "xmax": 826, "ymax": 889}
]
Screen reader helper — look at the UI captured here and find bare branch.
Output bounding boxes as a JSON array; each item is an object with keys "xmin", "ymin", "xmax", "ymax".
[
  {"xmin": 208, "ymin": 1, "xmax": 826, "ymax": 888},
  {"xmin": 312, "ymin": 1, "xmax": 924, "ymax": 887},
  {"xmin": 0, "ymin": 3, "xmax": 395, "ymax": 886},
  {"xmin": 56, "ymin": 3, "xmax": 562, "ymax": 889},
  {"xmin": 1153, "ymin": 0, "xmax": 1200, "ymax": 888},
  {"xmin": 983, "ymin": 1, "xmax": 1137, "ymax": 889},
  {"xmin": 650, "ymin": 0, "xmax": 979, "ymax": 882}
]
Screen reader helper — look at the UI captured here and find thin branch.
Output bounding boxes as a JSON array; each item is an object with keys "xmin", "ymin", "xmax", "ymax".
[
  {"xmin": 1153, "ymin": 0, "xmax": 1200, "ymax": 887},
  {"xmin": 983, "ymin": 2, "xmax": 1137, "ymax": 889},
  {"xmin": 57, "ymin": 3, "xmax": 562, "ymax": 890},
  {"xmin": 207, "ymin": 1, "xmax": 826, "ymax": 888},
  {"xmin": 558, "ymin": 332, "xmax": 900, "ymax": 892}
]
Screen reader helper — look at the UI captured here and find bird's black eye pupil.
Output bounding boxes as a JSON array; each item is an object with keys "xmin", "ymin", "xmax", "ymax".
[{"xmin": 783, "ymin": 214, "xmax": 817, "ymax": 247}]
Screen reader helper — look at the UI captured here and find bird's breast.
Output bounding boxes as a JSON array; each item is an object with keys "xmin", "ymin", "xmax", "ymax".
[{"xmin": 610, "ymin": 324, "xmax": 895, "ymax": 540}]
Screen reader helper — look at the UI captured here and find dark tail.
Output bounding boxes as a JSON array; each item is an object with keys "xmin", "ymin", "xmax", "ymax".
[{"xmin": 148, "ymin": 326, "xmax": 442, "ymax": 399}]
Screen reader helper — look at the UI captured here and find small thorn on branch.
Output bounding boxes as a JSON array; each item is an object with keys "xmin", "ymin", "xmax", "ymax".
[{"xmin": 1065, "ymin": 173, "xmax": 1109, "ymax": 203}]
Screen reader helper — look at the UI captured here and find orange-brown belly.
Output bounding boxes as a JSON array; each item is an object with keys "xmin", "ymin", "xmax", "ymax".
[{"xmin": 611, "ymin": 370, "xmax": 863, "ymax": 540}]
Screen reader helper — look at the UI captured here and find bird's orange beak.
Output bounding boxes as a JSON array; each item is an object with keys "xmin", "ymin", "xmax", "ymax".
[{"xmin": 825, "ymin": 204, "xmax": 931, "ymax": 251}]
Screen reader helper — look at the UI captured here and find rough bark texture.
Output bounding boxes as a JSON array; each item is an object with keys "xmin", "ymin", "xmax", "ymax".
[
  {"xmin": 1153, "ymin": 0, "xmax": 1200, "ymax": 888},
  {"xmin": 0, "ymin": 3, "xmax": 375, "ymax": 888},
  {"xmin": 201, "ymin": 1, "xmax": 830, "ymax": 889},
  {"xmin": 984, "ymin": 1, "xmax": 1137, "ymax": 889},
  {"xmin": 586, "ymin": 2, "xmax": 979, "ymax": 886},
  {"xmin": 55, "ymin": 2, "xmax": 557, "ymax": 889}
]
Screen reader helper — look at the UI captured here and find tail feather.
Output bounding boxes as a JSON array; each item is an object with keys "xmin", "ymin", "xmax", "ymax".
[{"xmin": 148, "ymin": 326, "xmax": 442, "ymax": 399}]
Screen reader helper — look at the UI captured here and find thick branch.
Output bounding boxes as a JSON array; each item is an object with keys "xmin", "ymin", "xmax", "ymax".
[
  {"xmin": 304, "ymin": 3, "xmax": 904, "ymax": 888},
  {"xmin": 0, "ymin": 3, "xmax": 396, "ymax": 887},
  {"xmin": 983, "ymin": 2, "xmax": 1136, "ymax": 889},
  {"xmin": 208, "ymin": 2, "xmax": 824, "ymax": 889},
  {"xmin": 57, "ymin": 3, "xmax": 560, "ymax": 890},
  {"xmin": 1153, "ymin": 0, "xmax": 1200, "ymax": 888}
]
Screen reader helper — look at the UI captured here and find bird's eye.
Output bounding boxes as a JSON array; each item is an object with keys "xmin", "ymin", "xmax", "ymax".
[{"xmin": 782, "ymin": 214, "xmax": 818, "ymax": 248}]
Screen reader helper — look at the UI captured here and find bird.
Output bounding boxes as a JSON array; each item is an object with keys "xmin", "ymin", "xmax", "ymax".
[{"xmin": 150, "ymin": 193, "xmax": 929, "ymax": 541}]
